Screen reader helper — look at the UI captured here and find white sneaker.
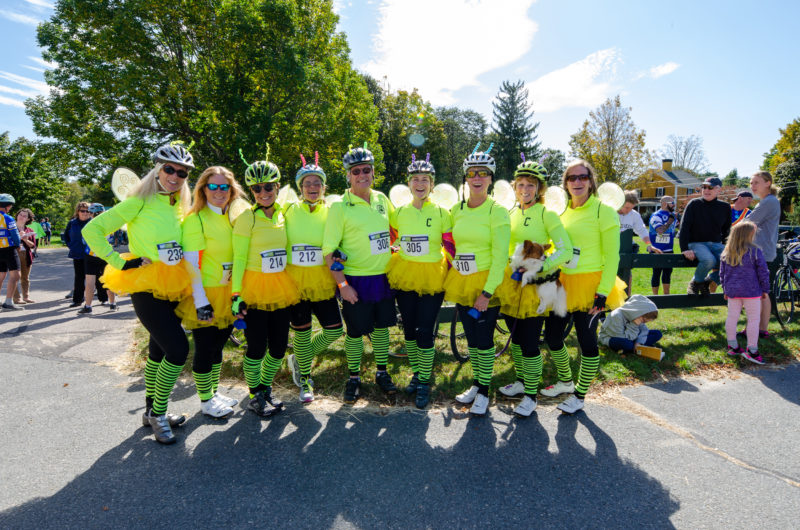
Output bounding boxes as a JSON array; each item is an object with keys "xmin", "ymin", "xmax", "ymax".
[
  {"xmin": 455, "ymin": 385, "xmax": 479, "ymax": 404},
  {"xmin": 213, "ymin": 392, "xmax": 239, "ymax": 408},
  {"xmin": 201, "ymin": 396, "xmax": 234, "ymax": 418},
  {"xmin": 470, "ymin": 393, "xmax": 489, "ymax": 415},
  {"xmin": 557, "ymin": 394, "xmax": 585, "ymax": 414},
  {"xmin": 540, "ymin": 380, "xmax": 575, "ymax": 397},
  {"xmin": 514, "ymin": 396, "xmax": 537, "ymax": 417},
  {"xmin": 499, "ymin": 380, "xmax": 525, "ymax": 397},
  {"xmin": 299, "ymin": 379, "xmax": 314, "ymax": 403},
  {"xmin": 288, "ymin": 354, "xmax": 302, "ymax": 388}
]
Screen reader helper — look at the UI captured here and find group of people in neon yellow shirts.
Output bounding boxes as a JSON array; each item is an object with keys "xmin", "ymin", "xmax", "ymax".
[{"xmin": 83, "ymin": 142, "xmax": 627, "ymax": 445}]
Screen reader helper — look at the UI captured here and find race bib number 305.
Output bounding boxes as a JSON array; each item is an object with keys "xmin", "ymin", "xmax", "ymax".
[
  {"xmin": 261, "ymin": 249, "xmax": 287, "ymax": 273},
  {"xmin": 400, "ymin": 235, "xmax": 429, "ymax": 257},
  {"xmin": 453, "ymin": 254, "xmax": 476, "ymax": 275},
  {"xmin": 369, "ymin": 231, "xmax": 390, "ymax": 255},
  {"xmin": 157, "ymin": 241, "xmax": 183, "ymax": 266},
  {"xmin": 291, "ymin": 244, "xmax": 323, "ymax": 267}
]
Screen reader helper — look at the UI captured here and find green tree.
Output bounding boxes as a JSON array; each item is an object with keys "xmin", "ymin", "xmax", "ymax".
[
  {"xmin": 568, "ymin": 95, "xmax": 652, "ymax": 185},
  {"xmin": 539, "ymin": 148, "xmax": 566, "ymax": 186},
  {"xmin": 491, "ymin": 80, "xmax": 541, "ymax": 179},
  {"xmin": 27, "ymin": 0, "xmax": 380, "ymax": 194},
  {"xmin": 723, "ymin": 168, "xmax": 739, "ymax": 186},
  {"xmin": 762, "ymin": 118, "xmax": 800, "ymax": 173},
  {"xmin": 434, "ymin": 106, "xmax": 488, "ymax": 185}
]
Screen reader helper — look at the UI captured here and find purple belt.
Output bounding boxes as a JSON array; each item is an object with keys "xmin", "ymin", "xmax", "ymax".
[{"xmin": 345, "ymin": 274, "xmax": 392, "ymax": 304}]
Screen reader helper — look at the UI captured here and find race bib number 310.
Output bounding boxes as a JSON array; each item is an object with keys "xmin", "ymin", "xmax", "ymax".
[
  {"xmin": 453, "ymin": 254, "xmax": 476, "ymax": 275},
  {"xmin": 400, "ymin": 235, "xmax": 429, "ymax": 257},
  {"xmin": 261, "ymin": 249, "xmax": 287, "ymax": 273},
  {"xmin": 157, "ymin": 241, "xmax": 183, "ymax": 266},
  {"xmin": 369, "ymin": 231, "xmax": 390, "ymax": 255},
  {"xmin": 291, "ymin": 244, "xmax": 323, "ymax": 266}
]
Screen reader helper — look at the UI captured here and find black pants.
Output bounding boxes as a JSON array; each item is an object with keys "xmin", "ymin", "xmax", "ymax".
[
  {"xmin": 244, "ymin": 307, "xmax": 291, "ymax": 361},
  {"xmin": 395, "ymin": 290, "xmax": 445, "ymax": 349},
  {"xmin": 503, "ymin": 313, "xmax": 569, "ymax": 357},
  {"xmin": 131, "ymin": 292, "xmax": 189, "ymax": 365},
  {"xmin": 557, "ymin": 310, "xmax": 601, "ymax": 358},
  {"xmin": 192, "ymin": 324, "xmax": 233, "ymax": 373},
  {"xmin": 457, "ymin": 304, "xmax": 500, "ymax": 350},
  {"xmin": 72, "ymin": 259, "xmax": 85, "ymax": 304}
]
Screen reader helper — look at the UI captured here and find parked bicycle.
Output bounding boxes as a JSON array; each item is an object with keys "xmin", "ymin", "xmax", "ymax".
[{"xmin": 772, "ymin": 234, "xmax": 800, "ymax": 325}]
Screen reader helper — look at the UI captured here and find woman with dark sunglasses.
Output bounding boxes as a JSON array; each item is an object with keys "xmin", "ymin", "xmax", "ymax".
[
  {"xmin": 230, "ymin": 154, "xmax": 300, "ymax": 418},
  {"xmin": 175, "ymin": 166, "xmax": 246, "ymax": 418},
  {"xmin": 83, "ymin": 142, "xmax": 195, "ymax": 444}
]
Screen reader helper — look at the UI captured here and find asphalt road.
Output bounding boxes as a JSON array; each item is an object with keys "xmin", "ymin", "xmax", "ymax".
[{"xmin": 1, "ymin": 248, "xmax": 799, "ymax": 528}]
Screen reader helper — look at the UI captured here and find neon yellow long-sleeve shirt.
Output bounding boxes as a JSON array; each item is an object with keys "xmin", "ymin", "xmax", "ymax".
[
  {"xmin": 508, "ymin": 202, "xmax": 573, "ymax": 273},
  {"xmin": 450, "ymin": 197, "xmax": 510, "ymax": 295},
  {"xmin": 182, "ymin": 207, "xmax": 234, "ymax": 287},
  {"xmin": 231, "ymin": 204, "xmax": 288, "ymax": 294}
]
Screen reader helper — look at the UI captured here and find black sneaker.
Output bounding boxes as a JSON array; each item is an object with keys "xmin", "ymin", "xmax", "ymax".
[
  {"xmin": 77, "ymin": 306, "xmax": 92, "ymax": 314},
  {"xmin": 109, "ymin": 303, "xmax": 118, "ymax": 311},
  {"xmin": 68, "ymin": 302, "xmax": 82, "ymax": 308},
  {"xmin": 698, "ymin": 281, "xmax": 711, "ymax": 297},
  {"xmin": 404, "ymin": 373, "xmax": 420, "ymax": 395},
  {"xmin": 344, "ymin": 378, "xmax": 361, "ymax": 404},
  {"xmin": 262, "ymin": 386, "xmax": 284, "ymax": 410},
  {"xmin": 415, "ymin": 383, "xmax": 431, "ymax": 409},
  {"xmin": 247, "ymin": 391, "xmax": 278, "ymax": 417},
  {"xmin": 375, "ymin": 371, "xmax": 398, "ymax": 395},
  {"xmin": 687, "ymin": 280, "xmax": 699, "ymax": 295}
]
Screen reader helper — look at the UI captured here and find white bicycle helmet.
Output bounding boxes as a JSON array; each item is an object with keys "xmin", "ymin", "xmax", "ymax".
[
  {"xmin": 295, "ymin": 152, "xmax": 326, "ymax": 188},
  {"xmin": 0, "ymin": 193, "xmax": 15, "ymax": 205},
  {"xmin": 342, "ymin": 143, "xmax": 375, "ymax": 170},
  {"xmin": 462, "ymin": 142, "xmax": 495, "ymax": 175},
  {"xmin": 152, "ymin": 142, "xmax": 195, "ymax": 169}
]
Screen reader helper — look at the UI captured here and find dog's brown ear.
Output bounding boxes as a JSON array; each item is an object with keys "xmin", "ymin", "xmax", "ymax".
[
  {"xmin": 523, "ymin": 240, "xmax": 534, "ymax": 254},
  {"xmin": 543, "ymin": 243, "xmax": 551, "ymax": 251}
]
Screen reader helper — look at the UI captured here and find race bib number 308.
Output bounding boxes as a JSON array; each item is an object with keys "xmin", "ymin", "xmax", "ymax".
[
  {"xmin": 453, "ymin": 254, "xmax": 477, "ymax": 275},
  {"xmin": 261, "ymin": 249, "xmax": 287, "ymax": 273},
  {"xmin": 291, "ymin": 244, "xmax": 323, "ymax": 266},
  {"xmin": 369, "ymin": 231, "xmax": 390, "ymax": 255},
  {"xmin": 157, "ymin": 241, "xmax": 183, "ymax": 266}
]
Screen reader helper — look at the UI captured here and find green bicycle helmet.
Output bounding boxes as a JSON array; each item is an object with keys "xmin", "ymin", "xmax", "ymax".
[
  {"xmin": 514, "ymin": 157, "xmax": 548, "ymax": 182},
  {"xmin": 240, "ymin": 146, "xmax": 280, "ymax": 186}
]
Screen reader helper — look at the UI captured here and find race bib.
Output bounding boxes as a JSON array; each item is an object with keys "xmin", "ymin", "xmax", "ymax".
[
  {"xmin": 260, "ymin": 249, "xmax": 287, "ymax": 273},
  {"xmin": 221, "ymin": 262, "xmax": 233, "ymax": 285},
  {"xmin": 453, "ymin": 254, "xmax": 476, "ymax": 276},
  {"xmin": 157, "ymin": 241, "xmax": 183, "ymax": 266},
  {"xmin": 563, "ymin": 247, "xmax": 581, "ymax": 269},
  {"xmin": 291, "ymin": 244, "xmax": 323, "ymax": 267},
  {"xmin": 369, "ymin": 231, "xmax": 390, "ymax": 255},
  {"xmin": 400, "ymin": 235, "xmax": 429, "ymax": 257},
  {"xmin": 655, "ymin": 234, "xmax": 671, "ymax": 245}
]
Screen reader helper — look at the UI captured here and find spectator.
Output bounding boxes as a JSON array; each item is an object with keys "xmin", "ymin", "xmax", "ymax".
[
  {"xmin": 13, "ymin": 208, "xmax": 37, "ymax": 305},
  {"xmin": 679, "ymin": 177, "xmax": 732, "ymax": 295},
  {"xmin": 598, "ymin": 294, "xmax": 662, "ymax": 354},
  {"xmin": 0, "ymin": 193, "xmax": 22, "ymax": 310},
  {"xmin": 28, "ymin": 217, "xmax": 45, "ymax": 249},
  {"xmin": 731, "ymin": 191, "xmax": 753, "ymax": 225},
  {"xmin": 648, "ymin": 195, "xmax": 678, "ymax": 294},
  {"xmin": 41, "ymin": 217, "xmax": 52, "ymax": 246},
  {"xmin": 618, "ymin": 191, "xmax": 661, "ymax": 254},
  {"xmin": 63, "ymin": 201, "xmax": 92, "ymax": 308}
]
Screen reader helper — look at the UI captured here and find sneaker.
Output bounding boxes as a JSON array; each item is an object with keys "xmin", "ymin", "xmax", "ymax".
[
  {"xmin": 65, "ymin": 291, "xmax": 73, "ymax": 299},
  {"xmin": 288, "ymin": 354, "xmax": 302, "ymax": 388},
  {"xmin": 109, "ymin": 303, "xmax": 118, "ymax": 311},
  {"xmin": 727, "ymin": 346, "xmax": 745, "ymax": 356},
  {"xmin": 247, "ymin": 391, "xmax": 278, "ymax": 417},
  {"xmin": 540, "ymin": 380, "xmax": 575, "ymax": 397},
  {"xmin": 404, "ymin": 373, "xmax": 420, "ymax": 395},
  {"xmin": 201, "ymin": 396, "xmax": 234, "ymax": 418},
  {"xmin": 415, "ymin": 383, "xmax": 431, "ymax": 409},
  {"xmin": 470, "ymin": 393, "xmax": 489, "ymax": 415},
  {"xmin": 344, "ymin": 377, "xmax": 361, "ymax": 404},
  {"xmin": 499, "ymin": 380, "xmax": 525, "ymax": 397},
  {"xmin": 141, "ymin": 410, "xmax": 187, "ymax": 428},
  {"xmin": 514, "ymin": 395, "xmax": 538, "ymax": 417},
  {"xmin": 262, "ymin": 386, "xmax": 283, "ymax": 410},
  {"xmin": 687, "ymin": 280, "xmax": 699, "ymax": 295},
  {"xmin": 1, "ymin": 302, "xmax": 23, "ymax": 311},
  {"xmin": 299, "ymin": 378, "xmax": 314, "ymax": 403},
  {"xmin": 557, "ymin": 394, "xmax": 585, "ymax": 414},
  {"xmin": 77, "ymin": 306, "xmax": 92, "ymax": 314},
  {"xmin": 455, "ymin": 385, "xmax": 479, "ymax": 404},
  {"xmin": 213, "ymin": 392, "xmax": 239, "ymax": 408},
  {"xmin": 698, "ymin": 281, "xmax": 711, "ymax": 297},
  {"xmin": 146, "ymin": 412, "xmax": 177, "ymax": 444},
  {"xmin": 743, "ymin": 350, "xmax": 765, "ymax": 365},
  {"xmin": 375, "ymin": 371, "xmax": 398, "ymax": 395},
  {"xmin": 67, "ymin": 302, "xmax": 82, "ymax": 308}
]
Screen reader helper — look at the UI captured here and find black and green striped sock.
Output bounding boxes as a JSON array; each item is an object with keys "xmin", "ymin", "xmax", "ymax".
[
  {"xmin": 210, "ymin": 362, "xmax": 222, "ymax": 394},
  {"xmin": 144, "ymin": 357, "xmax": 160, "ymax": 399},
  {"xmin": 345, "ymin": 335, "xmax": 363, "ymax": 375},
  {"xmin": 468, "ymin": 347, "xmax": 478, "ymax": 383},
  {"xmin": 575, "ymin": 355, "xmax": 600, "ymax": 399},
  {"xmin": 510, "ymin": 343, "xmax": 523, "ymax": 382},
  {"xmin": 260, "ymin": 352, "xmax": 283, "ymax": 387},
  {"xmin": 418, "ymin": 346, "xmax": 435, "ymax": 384},
  {"xmin": 371, "ymin": 327, "xmax": 390, "ymax": 370},
  {"xmin": 193, "ymin": 370, "xmax": 214, "ymax": 401},
  {"xmin": 550, "ymin": 346, "xmax": 573, "ymax": 383},
  {"xmin": 311, "ymin": 326, "xmax": 343, "ymax": 356},
  {"xmin": 476, "ymin": 348, "xmax": 495, "ymax": 387},
  {"xmin": 405, "ymin": 339, "xmax": 419, "ymax": 373},
  {"xmin": 151, "ymin": 359, "xmax": 184, "ymax": 416},
  {"xmin": 522, "ymin": 354, "xmax": 543, "ymax": 396},
  {"xmin": 243, "ymin": 355, "xmax": 262, "ymax": 396},
  {"xmin": 293, "ymin": 328, "xmax": 313, "ymax": 377}
]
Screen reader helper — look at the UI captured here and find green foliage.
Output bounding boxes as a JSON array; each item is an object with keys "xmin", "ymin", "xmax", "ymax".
[
  {"xmin": 722, "ymin": 168, "xmax": 738, "ymax": 186},
  {"xmin": 27, "ymin": 0, "xmax": 380, "ymax": 195},
  {"xmin": 540, "ymin": 147, "xmax": 566, "ymax": 186},
  {"xmin": 434, "ymin": 106, "xmax": 488, "ymax": 184},
  {"xmin": 762, "ymin": 117, "xmax": 800, "ymax": 173},
  {"xmin": 491, "ymin": 80, "xmax": 541, "ymax": 180}
]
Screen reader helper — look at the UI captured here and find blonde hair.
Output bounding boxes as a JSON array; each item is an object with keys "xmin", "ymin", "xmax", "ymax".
[
  {"xmin": 752, "ymin": 170, "xmax": 779, "ymax": 196},
  {"xmin": 190, "ymin": 166, "xmax": 245, "ymax": 215},
  {"xmin": 721, "ymin": 220, "xmax": 757, "ymax": 267},
  {"xmin": 514, "ymin": 175, "xmax": 546, "ymax": 204},
  {"xmin": 131, "ymin": 162, "xmax": 191, "ymax": 213},
  {"xmin": 72, "ymin": 201, "xmax": 90, "ymax": 219},
  {"xmin": 562, "ymin": 159, "xmax": 599, "ymax": 198}
]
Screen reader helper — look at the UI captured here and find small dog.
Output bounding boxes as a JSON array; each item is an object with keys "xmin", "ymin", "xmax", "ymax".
[{"xmin": 509, "ymin": 240, "xmax": 568, "ymax": 317}]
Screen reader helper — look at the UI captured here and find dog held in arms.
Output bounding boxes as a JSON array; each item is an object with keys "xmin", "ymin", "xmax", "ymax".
[{"xmin": 509, "ymin": 240, "xmax": 568, "ymax": 317}]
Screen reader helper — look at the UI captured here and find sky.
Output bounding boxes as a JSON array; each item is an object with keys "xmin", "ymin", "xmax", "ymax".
[{"xmin": 1, "ymin": 0, "xmax": 798, "ymax": 176}]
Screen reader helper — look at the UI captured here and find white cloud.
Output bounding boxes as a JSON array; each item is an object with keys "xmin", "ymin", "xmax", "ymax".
[
  {"xmin": 28, "ymin": 56, "xmax": 58, "ymax": 69},
  {"xmin": 0, "ymin": 71, "xmax": 49, "ymax": 95},
  {"xmin": 0, "ymin": 10, "xmax": 39, "ymax": 25},
  {"xmin": 25, "ymin": 0, "xmax": 55, "ymax": 8},
  {"xmin": 22, "ymin": 65, "xmax": 46, "ymax": 73},
  {"xmin": 0, "ymin": 84, "xmax": 37, "ymax": 98},
  {"xmin": 0, "ymin": 95, "xmax": 25, "ymax": 108},
  {"xmin": 527, "ymin": 48, "xmax": 622, "ymax": 113},
  {"xmin": 364, "ymin": 0, "xmax": 538, "ymax": 105},
  {"xmin": 648, "ymin": 61, "xmax": 680, "ymax": 79}
]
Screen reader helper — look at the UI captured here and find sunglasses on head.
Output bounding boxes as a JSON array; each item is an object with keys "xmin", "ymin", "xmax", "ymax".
[
  {"xmin": 251, "ymin": 183, "xmax": 275, "ymax": 194},
  {"xmin": 566, "ymin": 174, "xmax": 591, "ymax": 182},
  {"xmin": 350, "ymin": 166, "xmax": 372, "ymax": 176},
  {"xmin": 206, "ymin": 183, "xmax": 231, "ymax": 192},
  {"xmin": 162, "ymin": 165, "xmax": 189, "ymax": 179},
  {"xmin": 466, "ymin": 169, "xmax": 491, "ymax": 178}
]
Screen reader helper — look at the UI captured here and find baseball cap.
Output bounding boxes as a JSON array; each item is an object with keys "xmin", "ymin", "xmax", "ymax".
[
  {"xmin": 702, "ymin": 177, "xmax": 722, "ymax": 188},
  {"xmin": 736, "ymin": 190, "xmax": 753, "ymax": 198}
]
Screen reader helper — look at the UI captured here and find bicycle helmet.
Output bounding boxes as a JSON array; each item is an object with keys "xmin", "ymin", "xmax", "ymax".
[
  {"xmin": 787, "ymin": 242, "xmax": 800, "ymax": 265},
  {"xmin": 152, "ymin": 142, "xmax": 195, "ymax": 169},
  {"xmin": 342, "ymin": 143, "xmax": 374, "ymax": 170},
  {"xmin": 295, "ymin": 151, "xmax": 326, "ymax": 188},
  {"xmin": 514, "ymin": 158, "xmax": 547, "ymax": 183},
  {"xmin": 407, "ymin": 153, "xmax": 435, "ymax": 180},
  {"xmin": 0, "ymin": 193, "xmax": 15, "ymax": 205},
  {"xmin": 239, "ymin": 146, "xmax": 280, "ymax": 186},
  {"xmin": 462, "ymin": 142, "xmax": 495, "ymax": 175},
  {"xmin": 88, "ymin": 203, "xmax": 105, "ymax": 214}
]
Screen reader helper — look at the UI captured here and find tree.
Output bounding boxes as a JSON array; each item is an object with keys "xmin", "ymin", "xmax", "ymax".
[
  {"xmin": 660, "ymin": 134, "xmax": 709, "ymax": 175},
  {"xmin": 723, "ymin": 168, "xmax": 739, "ymax": 186},
  {"xmin": 568, "ymin": 95, "xmax": 653, "ymax": 185},
  {"xmin": 539, "ymin": 148, "xmax": 566, "ymax": 186},
  {"xmin": 491, "ymin": 80, "xmax": 541, "ymax": 179},
  {"xmin": 762, "ymin": 118, "xmax": 800, "ymax": 173},
  {"xmin": 27, "ymin": 0, "xmax": 381, "ymax": 194},
  {"xmin": 434, "ymin": 106, "xmax": 488, "ymax": 184}
]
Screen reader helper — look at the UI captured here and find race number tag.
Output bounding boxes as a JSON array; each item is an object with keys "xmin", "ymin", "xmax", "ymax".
[
  {"xmin": 369, "ymin": 231, "xmax": 390, "ymax": 255},
  {"xmin": 260, "ymin": 249, "xmax": 287, "ymax": 273},
  {"xmin": 655, "ymin": 234, "xmax": 671, "ymax": 245},
  {"xmin": 400, "ymin": 235, "xmax": 429, "ymax": 257},
  {"xmin": 157, "ymin": 241, "xmax": 183, "ymax": 266},
  {"xmin": 453, "ymin": 254, "xmax": 477, "ymax": 275},
  {"xmin": 564, "ymin": 247, "xmax": 581, "ymax": 269},
  {"xmin": 291, "ymin": 244, "xmax": 323, "ymax": 267},
  {"xmin": 221, "ymin": 262, "xmax": 233, "ymax": 285}
]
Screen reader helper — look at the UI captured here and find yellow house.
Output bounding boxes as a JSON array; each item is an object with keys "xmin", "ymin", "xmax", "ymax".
[{"xmin": 629, "ymin": 159, "xmax": 703, "ymax": 217}]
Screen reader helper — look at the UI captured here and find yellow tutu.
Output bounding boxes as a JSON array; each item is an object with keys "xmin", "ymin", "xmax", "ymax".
[
  {"xmin": 286, "ymin": 264, "xmax": 337, "ymax": 302},
  {"xmin": 175, "ymin": 285, "xmax": 235, "ymax": 330},
  {"xmin": 495, "ymin": 266, "xmax": 548, "ymax": 318},
  {"xmin": 559, "ymin": 271, "xmax": 627, "ymax": 312},
  {"xmin": 241, "ymin": 269, "xmax": 301, "ymax": 311},
  {"xmin": 100, "ymin": 254, "xmax": 191, "ymax": 302},
  {"xmin": 387, "ymin": 253, "xmax": 448, "ymax": 295},
  {"xmin": 443, "ymin": 269, "xmax": 500, "ymax": 307}
]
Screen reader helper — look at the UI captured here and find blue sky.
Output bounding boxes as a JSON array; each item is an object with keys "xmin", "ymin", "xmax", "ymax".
[{"xmin": 2, "ymin": 0, "xmax": 798, "ymax": 176}]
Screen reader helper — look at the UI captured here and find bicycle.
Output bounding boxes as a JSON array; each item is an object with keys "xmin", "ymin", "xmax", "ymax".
[{"xmin": 771, "ymin": 235, "xmax": 800, "ymax": 326}]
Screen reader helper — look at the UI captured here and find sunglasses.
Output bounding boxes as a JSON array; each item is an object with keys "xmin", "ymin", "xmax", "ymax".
[
  {"xmin": 350, "ymin": 166, "xmax": 372, "ymax": 176},
  {"xmin": 78, "ymin": 209, "xmax": 89, "ymax": 213},
  {"xmin": 701, "ymin": 185, "xmax": 714, "ymax": 190},
  {"xmin": 466, "ymin": 169, "xmax": 491, "ymax": 178},
  {"xmin": 162, "ymin": 165, "xmax": 189, "ymax": 179},
  {"xmin": 206, "ymin": 183, "xmax": 231, "ymax": 192},
  {"xmin": 251, "ymin": 183, "xmax": 275, "ymax": 194},
  {"xmin": 566, "ymin": 174, "xmax": 591, "ymax": 182}
]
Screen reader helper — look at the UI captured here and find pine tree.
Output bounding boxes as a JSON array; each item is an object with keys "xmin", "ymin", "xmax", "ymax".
[{"xmin": 491, "ymin": 80, "xmax": 541, "ymax": 179}]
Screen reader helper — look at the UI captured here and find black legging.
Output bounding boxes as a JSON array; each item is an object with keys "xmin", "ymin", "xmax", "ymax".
[
  {"xmin": 131, "ymin": 292, "xmax": 189, "ymax": 365},
  {"xmin": 192, "ymin": 324, "xmax": 233, "ymax": 373},
  {"xmin": 72, "ymin": 258, "xmax": 107, "ymax": 303},
  {"xmin": 503, "ymin": 313, "xmax": 569, "ymax": 357},
  {"xmin": 395, "ymin": 290, "xmax": 445, "ymax": 349},
  {"xmin": 457, "ymin": 304, "xmax": 500, "ymax": 350},
  {"xmin": 243, "ymin": 307, "xmax": 291, "ymax": 362},
  {"xmin": 560, "ymin": 310, "xmax": 600, "ymax": 358}
]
